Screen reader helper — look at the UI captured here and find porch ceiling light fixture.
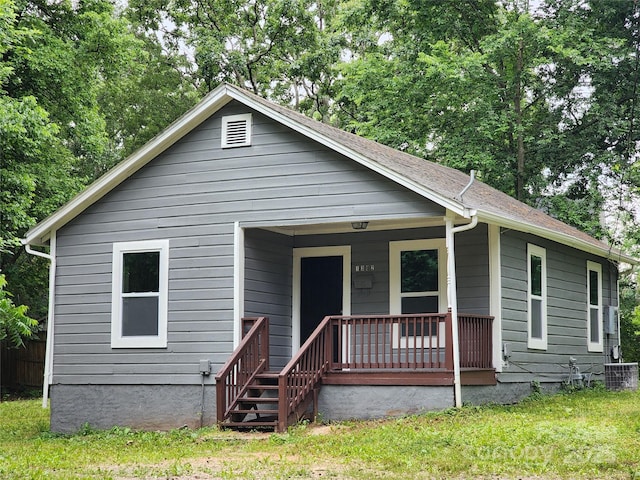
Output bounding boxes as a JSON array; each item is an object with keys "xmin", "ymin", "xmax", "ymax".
[{"xmin": 351, "ymin": 221, "xmax": 369, "ymax": 230}]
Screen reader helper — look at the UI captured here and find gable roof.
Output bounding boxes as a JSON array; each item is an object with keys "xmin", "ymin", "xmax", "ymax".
[{"xmin": 23, "ymin": 83, "xmax": 637, "ymax": 265}]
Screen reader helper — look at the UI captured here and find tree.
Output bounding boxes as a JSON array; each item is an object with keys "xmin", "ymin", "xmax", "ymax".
[
  {"xmin": 0, "ymin": 274, "xmax": 37, "ymax": 348},
  {"xmin": 619, "ymin": 272, "xmax": 640, "ymax": 362},
  {"xmin": 0, "ymin": 0, "xmax": 82, "ymax": 256},
  {"xmin": 331, "ymin": 0, "xmax": 631, "ymax": 238},
  {"xmin": 127, "ymin": 0, "xmax": 342, "ymax": 119},
  {"xmin": 332, "ymin": 1, "xmax": 640, "ymax": 363},
  {"xmin": 1, "ymin": 0, "xmax": 198, "ymax": 319}
]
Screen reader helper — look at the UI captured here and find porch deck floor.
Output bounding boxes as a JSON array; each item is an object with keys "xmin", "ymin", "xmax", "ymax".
[{"xmin": 322, "ymin": 368, "xmax": 496, "ymax": 386}]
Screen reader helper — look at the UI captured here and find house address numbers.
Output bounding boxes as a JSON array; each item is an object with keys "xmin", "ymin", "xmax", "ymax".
[{"xmin": 354, "ymin": 264, "xmax": 375, "ymax": 272}]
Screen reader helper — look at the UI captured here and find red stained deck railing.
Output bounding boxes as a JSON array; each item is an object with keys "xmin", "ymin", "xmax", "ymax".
[
  {"xmin": 458, "ymin": 314, "xmax": 494, "ymax": 369},
  {"xmin": 327, "ymin": 313, "xmax": 452, "ymax": 370},
  {"xmin": 278, "ymin": 316, "xmax": 332, "ymax": 431},
  {"xmin": 277, "ymin": 312, "xmax": 491, "ymax": 430},
  {"xmin": 215, "ymin": 317, "xmax": 269, "ymax": 426}
]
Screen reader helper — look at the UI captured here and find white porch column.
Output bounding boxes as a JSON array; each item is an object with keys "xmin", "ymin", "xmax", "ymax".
[{"xmin": 233, "ymin": 222, "xmax": 245, "ymax": 348}]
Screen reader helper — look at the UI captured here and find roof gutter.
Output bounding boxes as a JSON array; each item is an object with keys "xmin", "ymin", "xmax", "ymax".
[
  {"xmin": 476, "ymin": 210, "xmax": 639, "ymax": 265},
  {"xmin": 23, "ymin": 236, "xmax": 57, "ymax": 408}
]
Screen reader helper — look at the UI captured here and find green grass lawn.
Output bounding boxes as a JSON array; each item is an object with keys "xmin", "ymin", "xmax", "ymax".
[{"xmin": 1, "ymin": 388, "xmax": 639, "ymax": 479}]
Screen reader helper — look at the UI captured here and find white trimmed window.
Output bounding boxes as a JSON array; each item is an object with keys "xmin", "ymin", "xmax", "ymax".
[
  {"xmin": 390, "ymin": 239, "xmax": 447, "ymax": 316},
  {"xmin": 221, "ymin": 113, "xmax": 252, "ymax": 148},
  {"xmin": 587, "ymin": 261, "xmax": 603, "ymax": 352},
  {"xmin": 527, "ymin": 244, "xmax": 547, "ymax": 350},
  {"xmin": 111, "ymin": 240, "xmax": 169, "ymax": 348},
  {"xmin": 390, "ymin": 239, "xmax": 447, "ymax": 344}
]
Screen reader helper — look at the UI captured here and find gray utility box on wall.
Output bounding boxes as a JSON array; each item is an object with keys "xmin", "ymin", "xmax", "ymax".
[{"xmin": 604, "ymin": 363, "xmax": 638, "ymax": 391}]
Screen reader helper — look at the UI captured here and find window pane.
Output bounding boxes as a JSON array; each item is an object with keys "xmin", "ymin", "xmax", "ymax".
[
  {"xmin": 123, "ymin": 252, "xmax": 160, "ymax": 293},
  {"xmin": 590, "ymin": 308, "xmax": 600, "ymax": 343},
  {"xmin": 122, "ymin": 297, "xmax": 159, "ymax": 336},
  {"xmin": 530, "ymin": 255, "xmax": 542, "ymax": 297},
  {"xmin": 589, "ymin": 270, "xmax": 599, "ymax": 306},
  {"xmin": 531, "ymin": 298, "xmax": 542, "ymax": 339},
  {"xmin": 401, "ymin": 296, "xmax": 439, "ymax": 314},
  {"xmin": 401, "ymin": 250, "xmax": 438, "ymax": 293}
]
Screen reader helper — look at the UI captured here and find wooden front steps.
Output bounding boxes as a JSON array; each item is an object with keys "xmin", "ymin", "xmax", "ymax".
[{"xmin": 220, "ymin": 372, "xmax": 280, "ymax": 430}]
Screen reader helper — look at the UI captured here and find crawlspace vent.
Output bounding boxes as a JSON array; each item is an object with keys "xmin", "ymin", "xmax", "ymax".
[{"xmin": 222, "ymin": 113, "xmax": 252, "ymax": 148}]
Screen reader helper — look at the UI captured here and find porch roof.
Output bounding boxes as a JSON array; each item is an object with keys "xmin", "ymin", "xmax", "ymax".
[{"xmin": 23, "ymin": 83, "xmax": 637, "ymax": 265}]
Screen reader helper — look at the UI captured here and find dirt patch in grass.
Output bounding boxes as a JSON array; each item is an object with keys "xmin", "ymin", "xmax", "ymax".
[{"xmin": 104, "ymin": 451, "xmax": 359, "ymax": 480}]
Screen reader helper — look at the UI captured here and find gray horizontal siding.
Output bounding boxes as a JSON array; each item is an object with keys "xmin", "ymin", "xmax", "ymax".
[
  {"xmin": 244, "ymin": 229, "xmax": 293, "ymax": 370},
  {"xmin": 53, "ymin": 100, "xmax": 444, "ymax": 385},
  {"xmin": 455, "ymin": 224, "xmax": 490, "ymax": 315},
  {"xmin": 241, "ymin": 225, "xmax": 490, "ymax": 370},
  {"xmin": 498, "ymin": 229, "xmax": 618, "ymax": 383}
]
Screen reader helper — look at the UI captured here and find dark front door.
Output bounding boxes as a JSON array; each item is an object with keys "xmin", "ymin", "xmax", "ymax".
[{"xmin": 300, "ymin": 256, "xmax": 343, "ymax": 343}]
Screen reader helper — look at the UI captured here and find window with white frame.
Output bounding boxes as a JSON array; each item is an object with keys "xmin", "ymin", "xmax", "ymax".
[
  {"xmin": 111, "ymin": 240, "xmax": 169, "ymax": 348},
  {"xmin": 390, "ymin": 239, "xmax": 447, "ymax": 338},
  {"xmin": 527, "ymin": 244, "xmax": 547, "ymax": 350},
  {"xmin": 587, "ymin": 261, "xmax": 603, "ymax": 352}
]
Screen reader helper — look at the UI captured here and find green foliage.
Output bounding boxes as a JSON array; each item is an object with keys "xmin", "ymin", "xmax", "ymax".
[
  {"xmin": 1, "ymin": 0, "xmax": 198, "ymax": 320},
  {"xmin": 620, "ymin": 276, "xmax": 640, "ymax": 362},
  {"xmin": 332, "ymin": 0, "xmax": 640, "ymax": 240},
  {"xmin": 127, "ymin": 0, "xmax": 341, "ymax": 118},
  {"xmin": 0, "ymin": 274, "xmax": 37, "ymax": 348},
  {"xmin": 530, "ymin": 380, "xmax": 543, "ymax": 398}
]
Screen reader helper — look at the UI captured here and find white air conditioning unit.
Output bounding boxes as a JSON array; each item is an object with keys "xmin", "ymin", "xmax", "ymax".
[{"xmin": 604, "ymin": 363, "xmax": 638, "ymax": 391}]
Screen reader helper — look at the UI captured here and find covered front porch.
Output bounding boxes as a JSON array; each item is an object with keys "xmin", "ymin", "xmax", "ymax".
[
  {"xmin": 222, "ymin": 217, "xmax": 499, "ymax": 431},
  {"xmin": 217, "ymin": 312, "xmax": 495, "ymax": 432}
]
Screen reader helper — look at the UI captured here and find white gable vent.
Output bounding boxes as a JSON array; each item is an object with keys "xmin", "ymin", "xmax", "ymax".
[{"xmin": 221, "ymin": 113, "xmax": 252, "ymax": 148}]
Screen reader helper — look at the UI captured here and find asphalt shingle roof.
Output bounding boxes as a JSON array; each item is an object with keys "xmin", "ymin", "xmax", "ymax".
[{"xmin": 236, "ymin": 85, "xmax": 628, "ymax": 263}]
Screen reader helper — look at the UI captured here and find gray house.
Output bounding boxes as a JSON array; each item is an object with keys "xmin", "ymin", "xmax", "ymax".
[{"xmin": 24, "ymin": 83, "xmax": 637, "ymax": 433}]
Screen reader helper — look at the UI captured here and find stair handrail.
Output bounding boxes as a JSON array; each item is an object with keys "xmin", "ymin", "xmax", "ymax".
[
  {"xmin": 277, "ymin": 315, "xmax": 332, "ymax": 432},
  {"xmin": 215, "ymin": 317, "xmax": 269, "ymax": 426}
]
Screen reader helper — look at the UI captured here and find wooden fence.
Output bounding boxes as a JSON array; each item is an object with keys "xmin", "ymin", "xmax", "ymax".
[{"xmin": 0, "ymin": 338, "xmax": 46, "ymax": 390}]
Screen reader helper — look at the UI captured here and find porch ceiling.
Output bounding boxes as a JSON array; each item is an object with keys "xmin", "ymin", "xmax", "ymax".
[{"xmin": 255, "ymin": 216, "xmax": 472, "ymax": 236}]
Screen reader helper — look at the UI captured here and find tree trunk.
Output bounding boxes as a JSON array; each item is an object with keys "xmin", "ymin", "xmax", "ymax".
[{"xmin": 514, "ymin": 36, "xmax": 526, "ymax": 202}]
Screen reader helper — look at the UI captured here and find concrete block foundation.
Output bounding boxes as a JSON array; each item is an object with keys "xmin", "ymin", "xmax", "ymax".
[
  {"xmin": 317, "ymin": 385, "xmax": 454, "ymax": 422},
  {"xmin": 50, "ymin": 384, "xmax": 217, "ymax": 433}
]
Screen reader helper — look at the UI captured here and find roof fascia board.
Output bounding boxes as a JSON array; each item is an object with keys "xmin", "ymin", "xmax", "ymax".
[
  {"xmin": 24, "ymin": 87, "xmax": 234, "ymax": 246},
  {"xmin": 478, "ymin": 211, "xmax": 638, "ymax": 265},
  {"xmin": 225, "ymin": 88, "xmax": 469, "ymax": 217}
]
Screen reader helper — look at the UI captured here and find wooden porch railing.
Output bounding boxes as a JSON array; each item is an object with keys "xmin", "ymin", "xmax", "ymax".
[
  {"xmin": 459, "ymin": 314, "xmax": 493, "ymax": 369},
  {"xmin": 215, "ymin": 317, "xmax": 269, "ymax": 427},
  {"xmin": 277, "ymin": 316, "xmax": 332, "ymax": 432},
  {"xmin": 327, "ymin": 313, "xmax": 452, "ymax": 370},
  {"xmin": 276, "ymin": 313, "xmax": 461, "ymax": 431}
]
